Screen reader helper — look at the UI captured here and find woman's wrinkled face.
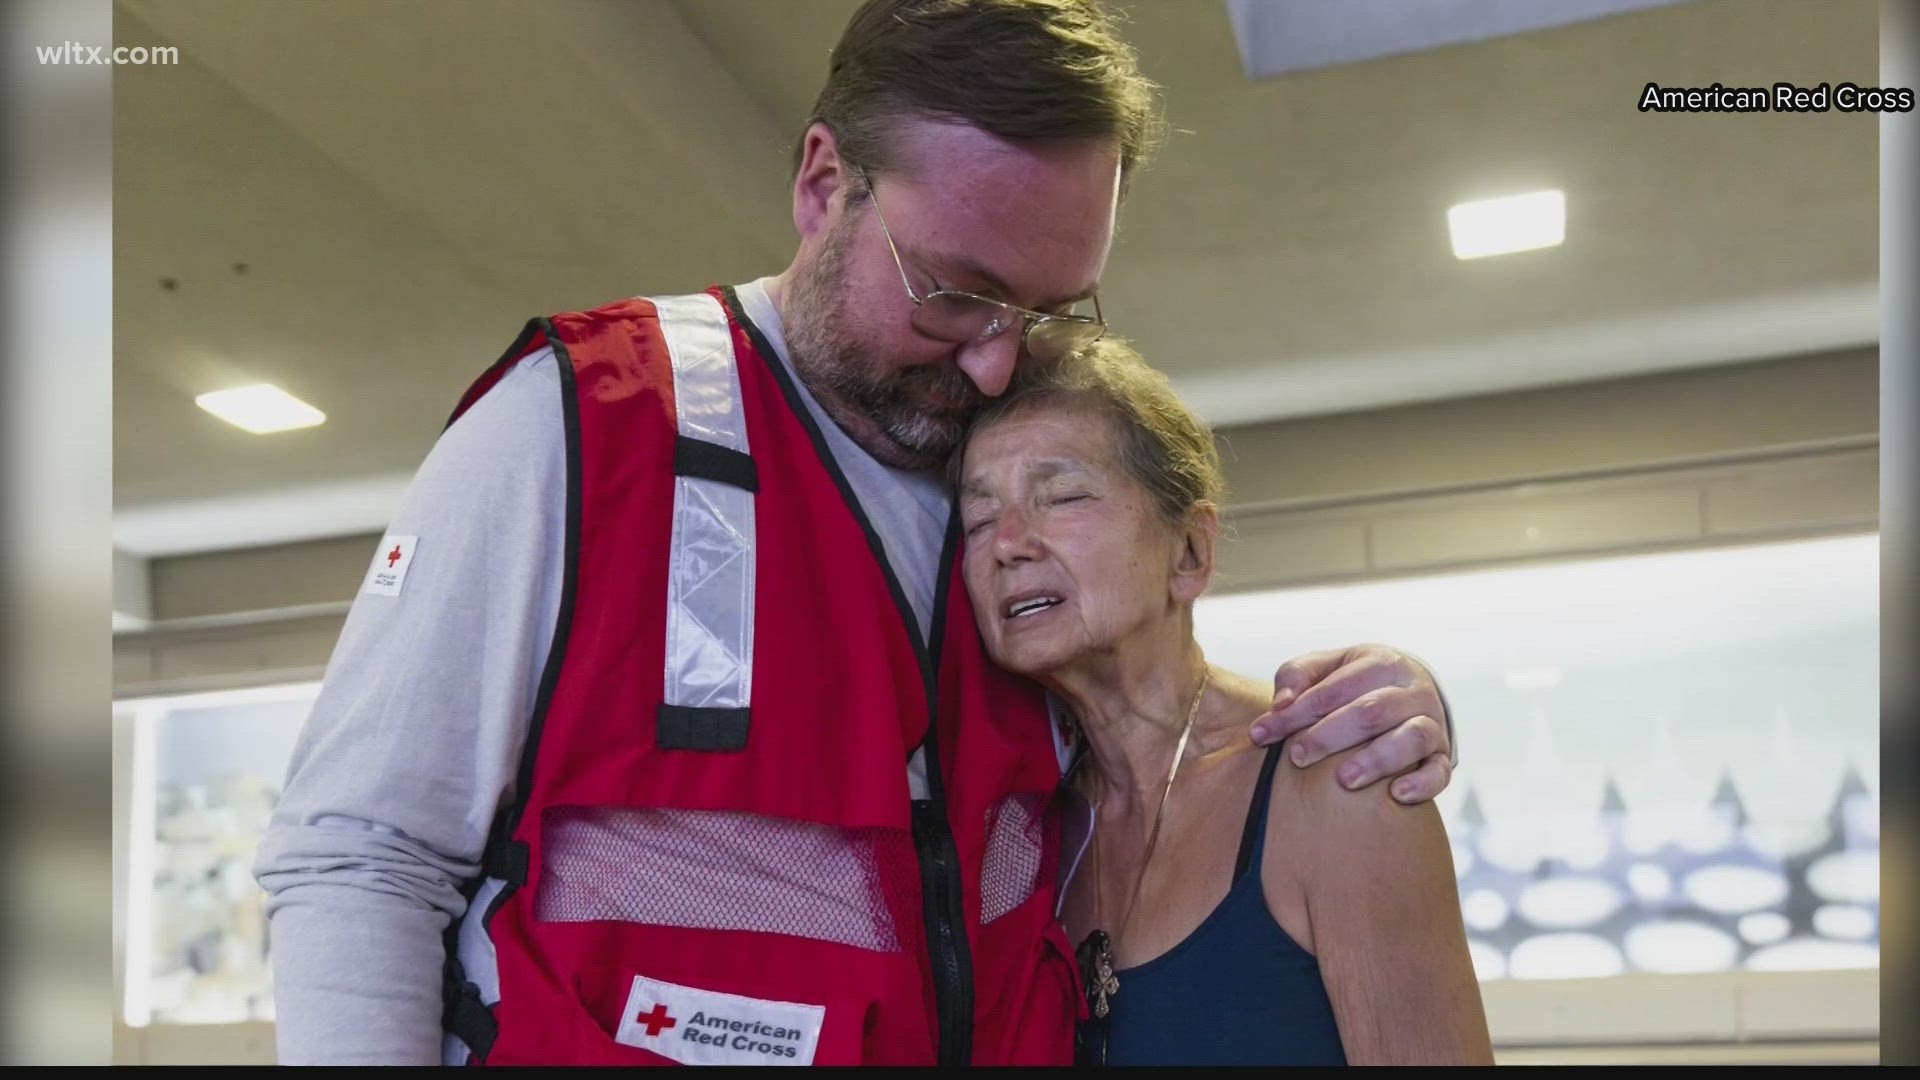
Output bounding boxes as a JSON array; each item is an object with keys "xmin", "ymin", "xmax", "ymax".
[{"xmin": 959, "ymin": 403, "xmax": 1184, "ymax": 677}]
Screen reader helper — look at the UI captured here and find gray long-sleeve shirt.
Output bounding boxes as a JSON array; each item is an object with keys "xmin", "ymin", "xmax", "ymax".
[{"xmin": 253, "ymin": 279, "xmax": 962, "ymax": 1065}]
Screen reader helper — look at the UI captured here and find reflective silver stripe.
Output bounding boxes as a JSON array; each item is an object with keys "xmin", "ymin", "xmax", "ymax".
[{"xmin": 656, "ymin": 292, "xmax": 757, "ymax": 712}]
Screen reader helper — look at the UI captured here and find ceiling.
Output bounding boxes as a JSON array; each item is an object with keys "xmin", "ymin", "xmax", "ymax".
[{"xmin": 110, "ymin": 0, "xmax": 1880, "ymax": 558}]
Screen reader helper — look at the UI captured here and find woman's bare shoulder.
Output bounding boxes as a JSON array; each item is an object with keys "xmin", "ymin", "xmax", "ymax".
[{"xmin": 1266, "ymin": 741, "xmax": 1451, "ymax": 869}]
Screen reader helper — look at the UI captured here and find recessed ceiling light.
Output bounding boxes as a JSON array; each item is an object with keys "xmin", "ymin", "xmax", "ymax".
[
  {"xmin": 1448, "ymin": 190, "xmax": 1565, "ymax": 260},
  {"xmin": 195, "ymin": 384, "xmax": 325, "ymax": 434},
  {"xmin": 1223, "ymin": 0, "xmax": 1696, "ymax": 80}
]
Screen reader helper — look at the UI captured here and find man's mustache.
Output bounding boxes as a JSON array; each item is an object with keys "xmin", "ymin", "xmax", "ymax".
[{"xmin": 885, "ymin": 363, "xmax": 988, "ymax": 413}]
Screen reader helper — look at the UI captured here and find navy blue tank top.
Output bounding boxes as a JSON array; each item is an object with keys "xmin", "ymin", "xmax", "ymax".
[{"xmin": 1075, "ymin": 742, "xmax": 1348, "ymax": 1066}]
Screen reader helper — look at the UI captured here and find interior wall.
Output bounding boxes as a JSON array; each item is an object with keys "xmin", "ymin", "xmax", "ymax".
[{"xmin": 1212, "ymin": 346, "xmax": 1876, "ymax": 510}]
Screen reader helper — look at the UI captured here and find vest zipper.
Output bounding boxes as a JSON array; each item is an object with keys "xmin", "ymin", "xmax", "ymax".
[
  {"xmin": 912, "ymin": 797, "xmax": 973, "ymax": 1065},
  {"xmin": 904, "ymin": 515, "xmax": 973, "ymax": 1064}
]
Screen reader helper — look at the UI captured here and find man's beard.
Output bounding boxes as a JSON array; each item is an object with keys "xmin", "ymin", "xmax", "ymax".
[{"xmin": 784, "ymin": 219, "xmax": 986, "ymax": 471}]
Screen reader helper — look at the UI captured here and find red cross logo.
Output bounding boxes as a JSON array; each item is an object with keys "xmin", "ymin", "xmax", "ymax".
[
  {"xmin": 635, "ymin": 1002, "xmax": 677, "ymax": 1038},
  {"xmin": 387, "ymin": 544, "xmax": 403, "ymax": 568}
]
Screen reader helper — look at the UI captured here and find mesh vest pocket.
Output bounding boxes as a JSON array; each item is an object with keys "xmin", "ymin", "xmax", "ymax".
[
  {"xmin": 535, "ymin": 805, "xmax": 920, "ymax": 954},
  {"xmin": 979, "ymin": 793, "xmax": 1046, "ymax": 925}
]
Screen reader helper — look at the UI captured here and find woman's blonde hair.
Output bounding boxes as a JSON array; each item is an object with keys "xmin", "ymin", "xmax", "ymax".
[{"xmin": 957, "ymin": 337, "xmax": 1225, "ymax": 527}]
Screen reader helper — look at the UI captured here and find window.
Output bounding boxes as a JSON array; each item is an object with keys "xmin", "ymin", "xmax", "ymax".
[
  {"xmin": 1195, "ymin": 531, "xmax": 1879, "ymax": 980},
  {"xmin": 121, "ymin": 681, "xmax": 320, "ymax": 1025}
]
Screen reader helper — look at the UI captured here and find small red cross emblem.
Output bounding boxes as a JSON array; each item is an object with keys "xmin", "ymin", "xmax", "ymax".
[
  {"xmin": 635, "ymin": 1002, "xmax": 677, "ymax": 1038},
  {"xmin": 387, "ymin": 544, "xmax": 403, "ymax": 567}
]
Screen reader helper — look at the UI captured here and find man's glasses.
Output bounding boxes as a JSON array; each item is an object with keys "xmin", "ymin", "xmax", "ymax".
[{"xmin": 858, "ymin": 165, "xmax": 1106, "ymax": 363}]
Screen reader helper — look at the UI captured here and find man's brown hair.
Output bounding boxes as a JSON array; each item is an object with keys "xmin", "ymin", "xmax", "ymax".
[{"xmin": 795, "ymin": 0, "xmax": 1165, "ymax": 194}]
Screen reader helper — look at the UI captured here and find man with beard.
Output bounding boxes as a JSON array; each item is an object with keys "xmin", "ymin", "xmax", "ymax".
[{"xmin": 254, "ymin": 0, "xmax": 1459, "ymax": 1067}]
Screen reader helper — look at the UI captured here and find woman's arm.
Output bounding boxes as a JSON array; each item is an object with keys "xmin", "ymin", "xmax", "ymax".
[{"xmin": 1278, "ymin": 744, "xmax": 1495, "ymax": 1065}]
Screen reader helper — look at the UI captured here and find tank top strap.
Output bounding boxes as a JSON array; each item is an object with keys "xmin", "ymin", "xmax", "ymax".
[{"xmin": 1233, "ymin": 741, "xmax": 1288, "ymax": 881}]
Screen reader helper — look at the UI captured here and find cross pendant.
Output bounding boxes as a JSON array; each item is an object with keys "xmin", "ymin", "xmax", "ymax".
[{"xmin": 1079, "ymin": 930, "xmax": 1120, "ymax": 1020}]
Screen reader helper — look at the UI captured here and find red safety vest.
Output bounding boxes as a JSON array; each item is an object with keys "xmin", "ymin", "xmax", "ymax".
[{"xmin": 437, "ymin": 286, "xmax": 1084, "ymax": 1066}]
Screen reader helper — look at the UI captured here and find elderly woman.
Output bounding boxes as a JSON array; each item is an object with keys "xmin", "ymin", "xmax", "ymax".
[{"xmin": 955, "ymin": 340, "xmax": 1494, "ymax": 1066}]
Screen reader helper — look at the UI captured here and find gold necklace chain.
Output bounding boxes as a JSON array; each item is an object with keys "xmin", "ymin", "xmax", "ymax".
[{"xmin": 1092, "ymin": 662, "xmax": 1210, "ymax": 960}]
